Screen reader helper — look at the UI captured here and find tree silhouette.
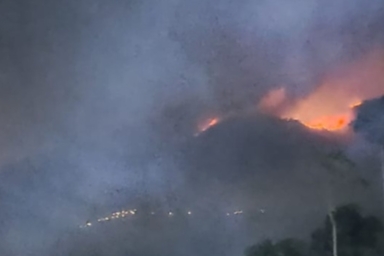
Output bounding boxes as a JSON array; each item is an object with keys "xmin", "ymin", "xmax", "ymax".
[
  {"xmin": 317, "ymin": 150, "xmax": 369, "ymax": 256},
  {"xmin": 245, "ymin": 204, "xmax": 383, "ymax": 256},
  {"xmin": 245, "ymin": 238, "xmax": 307, "ymax": 256},
  {"xmin": 352, "ymin": 95, "xmax": 384, "ymax": 214},
  {"xmin": 310, "ymin": 204, "xmax": 383, "ymax": 256}
]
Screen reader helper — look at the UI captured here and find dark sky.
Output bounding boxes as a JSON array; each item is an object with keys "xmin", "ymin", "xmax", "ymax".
[{"xmin": 0, "ymin": 0, "xmax": 384, "ymax": 255}]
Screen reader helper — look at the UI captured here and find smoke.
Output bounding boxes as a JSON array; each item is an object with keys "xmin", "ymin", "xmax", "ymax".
[
  {"xmin": 171, "ymin": 0, "xmax": 384, "ymax": 106},
  {"xmin": 352, "ymin": 96, "xmax": 384, "ymax": 146},
  {"xmin": 0, "ymin": 0, "xmax": 384, "ymax": 255}
]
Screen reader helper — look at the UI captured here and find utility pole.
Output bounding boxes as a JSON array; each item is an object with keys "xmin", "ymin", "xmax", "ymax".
[
  {"xmin": 329, "ymin": 209, "xmax": 338, "ymax": 256},
  {"xmin": 381, "ymin": 147, "xmax": 384, "ymax": 216}
]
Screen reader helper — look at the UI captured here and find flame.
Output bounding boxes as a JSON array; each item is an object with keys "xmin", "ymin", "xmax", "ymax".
[
  {"xmin": 349, "ymin": 101, "xmax": 362, "ymax": 108},
  {"xmin": 196, "ymin": 117, "xmax": 220, "ymax": 135},
  {"xmin": 280, "ymin": 83, "xmax": 365, "ymax": 131},
  {"xmin": 80, "ymin": 208, "xmax": 247, "ymax": 228},
  {"xmin": 259, "ymin": 50, "xmax": 384, "ymax": 132},
  {"xmin": 303, "ymin": 114, "xmax": 351, "ymax": 131}
]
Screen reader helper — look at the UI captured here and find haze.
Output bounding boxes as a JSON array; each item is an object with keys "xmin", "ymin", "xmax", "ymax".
[{"xmin": 0, "ymin": 0, "xmax": 384, "ymax": 255}]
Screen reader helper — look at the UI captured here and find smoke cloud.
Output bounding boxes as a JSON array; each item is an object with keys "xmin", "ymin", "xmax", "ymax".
[
  {"xmin": 0, "ymin": 0, "xmax": 384, "ymax": 255},
  {"xmin": 353, "ymin": 96, "xmax": 384, "ymax": 146}
]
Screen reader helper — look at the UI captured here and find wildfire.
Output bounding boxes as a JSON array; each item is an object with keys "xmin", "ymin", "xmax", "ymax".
[
  {"xmin": 259, "ymin": 50, "xmax": 384, "ymax": 132},
  {"xmin": 79, "ymin": 208, "xmax": 249, "ymax": 229},
  {"xmin": 301, "ymin": 114, "xmax": 353, "ymax": 131},
  {"xmin": 195, "ymin": 117, "xmax": 220, "ymax": 136},
  {"xmin": 279, "ymin": 87, "xmax": 362, "ymax": 131}
]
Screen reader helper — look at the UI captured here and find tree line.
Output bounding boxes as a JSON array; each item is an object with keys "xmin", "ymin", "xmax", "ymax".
[{"xmin": 245, "ymin": 204, "xmax": 383, "ymax": 256}]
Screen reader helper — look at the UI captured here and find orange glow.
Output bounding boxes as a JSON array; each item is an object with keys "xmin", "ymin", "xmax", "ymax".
[
  {"xmin": 302, "ymin": 114, "xmax": 351, "ymax": 131},
  {"xmin": 258, "ymin": 87, "xmax": 286, "ymax": 111},
  {"xmin": 280, "ymin": 89, "xmax": 362, "ymax": 131},
  {"xmin": 349, "ymin": 101, "xmax": 362, "ymax": 108},
  {"xmin": 260, "ymin": 50, "xmax": 384, "ymax": 132},
  {"xmin": 196, "ymin": 117, "xmax": 220, "ymax": 135}
]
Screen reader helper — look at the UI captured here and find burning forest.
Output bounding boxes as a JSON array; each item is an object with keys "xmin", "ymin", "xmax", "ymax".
[{"xmin": 1, "ymin": 0, "xmax": 384, "ymax": 256}]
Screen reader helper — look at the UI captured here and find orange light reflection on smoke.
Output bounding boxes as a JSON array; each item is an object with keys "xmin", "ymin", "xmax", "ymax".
[{"xmin": 259, "ymin": 50, "xmax": 384, "ymax": 132}]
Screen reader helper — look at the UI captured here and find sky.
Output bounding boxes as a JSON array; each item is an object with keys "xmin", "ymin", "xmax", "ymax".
[{"xmin": 0, "ymin": 0, "xmax": 384, "ymax": 255}]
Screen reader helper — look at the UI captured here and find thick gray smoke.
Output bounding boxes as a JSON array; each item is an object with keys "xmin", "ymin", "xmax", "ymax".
[
  {"xmin": 353, "ymin": 96, "xmax": 384, "ymax": 146},
  {"xmin": 0, "ymin": 0, "xmax": 384, "ymax": 255}
]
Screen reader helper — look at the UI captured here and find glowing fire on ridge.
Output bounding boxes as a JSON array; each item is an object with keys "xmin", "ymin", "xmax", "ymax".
[
  {"xmin": 258, "ymin": 50, "xmax": 384, "ymax": 132},
  {"xmin": 279, "ymin": 84, "xmax": 363, "ymax": 131},
  {"xmin": 258, "ymin": 87, "xmax": 363, "ymax": 131},
  {"xmin": 298, "ymin": 113, "xmax": 356, "ymax": 131}
]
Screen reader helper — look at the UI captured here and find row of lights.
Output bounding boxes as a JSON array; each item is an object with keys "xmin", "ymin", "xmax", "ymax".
[{"xmin": 79, "ymin": 208, "xmax": 266, "ymax": 229}]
